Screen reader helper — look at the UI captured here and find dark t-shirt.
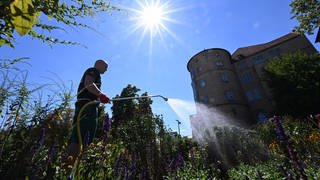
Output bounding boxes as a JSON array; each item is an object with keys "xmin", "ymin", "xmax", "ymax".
[{"xmin": 77, "ymin": 67, "xmax": 101, "ymax": 101}]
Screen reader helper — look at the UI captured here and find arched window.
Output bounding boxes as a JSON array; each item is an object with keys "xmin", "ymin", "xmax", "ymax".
[
  {"xmin": 225, "ymin": 90, "xmax": 234, "ymax": 101},
  {"xmin": 220, "ymin": 73, "xmax": 228, "ymax": 82},
  {"xmin": 199, "ymin": 79, "xmax": 206, "ymax": 88}
]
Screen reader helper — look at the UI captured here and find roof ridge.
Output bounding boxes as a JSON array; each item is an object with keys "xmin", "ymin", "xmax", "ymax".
[{"xmin": 231, "ymin": 33, "xmax": 300, "ymax": 59}]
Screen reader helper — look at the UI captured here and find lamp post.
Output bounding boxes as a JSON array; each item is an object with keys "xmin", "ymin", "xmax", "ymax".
[{"xmin": 176, "ymin": 120, "xmax": 181, "ymax": 136}]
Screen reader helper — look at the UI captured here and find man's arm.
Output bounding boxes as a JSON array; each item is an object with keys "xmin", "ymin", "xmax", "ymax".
[{"xmin": 84, "ymin": 74, "xmax": 101, "ymax": 97}]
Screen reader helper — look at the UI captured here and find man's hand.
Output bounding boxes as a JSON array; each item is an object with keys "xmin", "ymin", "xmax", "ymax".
[{"xmin": 99, "ymin": 93, "xmax": 110, "ymax": 103}]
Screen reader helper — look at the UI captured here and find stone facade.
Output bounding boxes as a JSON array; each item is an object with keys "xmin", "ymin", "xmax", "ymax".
[{"xmin": 187, "ymin": 33, "xmax": 318, "ymax": 137}]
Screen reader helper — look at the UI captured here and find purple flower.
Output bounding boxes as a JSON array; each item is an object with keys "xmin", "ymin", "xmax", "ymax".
[
  {"xmin": 103, "ymin": 113, "xmax": 111, "ymax": 141},
  {"xmin": 114, "ymin": 153, "xmax": 124, "ymax": 178},
  {"xmin": 130, "ymin": 152, "xmax": 137, "ymax": 178},
  {"xmin": 176, "ymin": 152, "xmax": 184, "ymax": 167},
  {"xmin": 271, "ymin": 116, "xmax": 307, "ymax": 179},
  {"xmin": 271, "ymin": 116, "xmax": 288, "ymax": 143}
]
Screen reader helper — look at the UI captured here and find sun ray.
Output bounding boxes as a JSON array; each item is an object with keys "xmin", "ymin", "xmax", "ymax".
[
  {"xmin": 131, "ymin": 1, "xmax": 171, "ymax": 37},
  {"xmin": 124, "ymin": 0, "xmax": 186, "ymax": 56},
  {"xmin": 159, "ymin": 21, "xmax": 191, "ymax": 51}
]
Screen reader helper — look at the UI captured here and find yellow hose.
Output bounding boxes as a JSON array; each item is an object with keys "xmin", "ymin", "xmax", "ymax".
[{"xmin": 74, "ymin": 100, "xmax": 99, "ymax": 180}]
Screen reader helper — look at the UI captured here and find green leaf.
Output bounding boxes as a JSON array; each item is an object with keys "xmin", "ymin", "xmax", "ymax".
[
  {"xmin": 10, "ymin": 0, "xmax": 39, "ymax": 36},
  {"xmin": 0, "ymin": 39, "xmax": 6, "ymax": 46},
  {"xmin": 0, "ymin": 38, "xmax": 14, "ymax": 48}
]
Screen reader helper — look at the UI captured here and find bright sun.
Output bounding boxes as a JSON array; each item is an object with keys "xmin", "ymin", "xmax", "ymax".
[
  {"xmin": 140, "ymin": 5, "xmax": 164, "ymax": 31},
  {"xmin": 129, "ymin": 0, "xmax": 174, "ymax": 38},
  {"xmin": 127, "ymin": 0, "xmax": 182, "ymax": 54}
]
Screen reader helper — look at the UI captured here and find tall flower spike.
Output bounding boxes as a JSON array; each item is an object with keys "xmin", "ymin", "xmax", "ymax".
[
  {"xmin": 271, "ymin": 116, "xmax": 288, "ymax": 143},
  {"xmin": 271, "ymin": 116, "xmax": 307, "ymax": 180},
  {"xmin": 103, "ymin": 113, "xmax": 111, "ymax": 138}
]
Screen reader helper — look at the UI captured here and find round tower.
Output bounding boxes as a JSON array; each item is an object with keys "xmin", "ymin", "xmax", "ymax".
[{"xmin": 187, "ymin": 48, "xmax": 250, "ymax": 124}]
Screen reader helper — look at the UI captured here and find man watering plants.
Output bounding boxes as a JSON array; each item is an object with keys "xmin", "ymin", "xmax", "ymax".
[{"xmin": 62, "ymin": 59, "xmax": 110, "ymax": 178}]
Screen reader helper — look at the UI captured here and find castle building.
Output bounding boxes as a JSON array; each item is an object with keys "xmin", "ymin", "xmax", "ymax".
[{"xmin": 187, "ymin": 33, "xmax": 317, "ymax": 136}]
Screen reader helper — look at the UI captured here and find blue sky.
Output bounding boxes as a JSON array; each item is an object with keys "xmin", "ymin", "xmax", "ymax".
[{"xmin": 1, "ymin": 0, "xmax": 319, "ymax": 136}]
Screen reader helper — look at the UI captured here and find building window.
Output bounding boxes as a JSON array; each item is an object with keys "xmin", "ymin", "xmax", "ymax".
[
  {"xmin": 257, "ymin": 112, "xmax": 267, "ymax": 121},
  {"xmin": 245, "ymin": 88, "xmax": 262, "ymax": 102},
  {"xmin": 240, "ymin": 71, "xmax": 254, "ymax": 83},
  {"xmin": 199, "ymin": 79, "xmax": 206, "ymax": 88},
  {"xmin": 216, "ymin": 61, "xmax": 223, "ymax": 67},
  {"xmin": 220, "ymin": 73, "xmax": 228, "ymax": 82},
  {"xmin": 197, "ymin": 66, "xmax": 202, "ymax": 73},
  {"xmin": 225, "ymin": 90, "xmax": 234, "ymax": 101},
  {"xmin": 253, "ymin": 55, "xmax": 265, "ymax": 64}
]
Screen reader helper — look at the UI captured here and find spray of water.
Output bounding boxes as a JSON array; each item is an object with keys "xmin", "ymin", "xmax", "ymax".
[
  {"xmin": 166, "ymin": 98, "xmax": 196, "ymax": 123},
  {"xmin": 166, "ymin": 98, "xmax": 251, "ymax": 166},
  {"xmin": 166, "ymin": 98, "xmax": 240, "ymax": 140}
]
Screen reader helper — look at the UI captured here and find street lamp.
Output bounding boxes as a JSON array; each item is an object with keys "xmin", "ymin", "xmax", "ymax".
[{"xmin": 176, "ymin": 120, "xmax": 181, "ymax": 136}]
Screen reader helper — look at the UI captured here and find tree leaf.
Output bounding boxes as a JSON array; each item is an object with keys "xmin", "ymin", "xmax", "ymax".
[
  {"xmin": 10, "ymin": 0, "xmax": 39, "ymax": 36},
  {"xmin": 0, "ymin": 39, "xmax": 7, "ymax": 46}
]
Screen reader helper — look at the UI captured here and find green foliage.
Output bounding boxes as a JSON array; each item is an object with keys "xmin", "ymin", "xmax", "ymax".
[
  {"xmin": 290, "ymin": 0, "xmax": 320, "ymax": 35},
  {"xmin": 110, "ymin": 84, "xmax": 197, "ymax": 179},
  {"xmin": 0, "ymin": 0, "xmax": 121, "ymax": 47},
  {"xmin": 204, "ymin": 126, "xmax": 270, "ymax": 170},
  {"xmin": 264, "ymin": 52, "xmax": 320, "ymax": 117},
  {"xmin": 0, "ymin": 60, "xmax": 73, "ymax": 179},
  {"xmin": 228, "ymin": 161, "xmax": 284, "ymax": 180},
  {"xmin": 78, "ymin": 140, "xmax": 125, "ymax": 180},
  {"xmin": 0, "ymin": 92, "xmax": 74, "ymax": 179},
  {"xmin": 165, "ymin": 145, "xmax": 222, "ymax": 180},
  {"xmin": 0, "ymin": 57, "xmax": 29, "ymax": 70},
  {"xmin": 228, "ymin": 160, "xmax": 320, "ymax": 179},
  {"xmin": 304, "ymin": 162, "xmax": 320, "ymax": 179},
  {"xmin": 165, "ymin": 162, "xmax": 216, "ymax": 180},
  {"xmin": 255, "ymin": 117, "xmax": 320, "ymax": 164}
]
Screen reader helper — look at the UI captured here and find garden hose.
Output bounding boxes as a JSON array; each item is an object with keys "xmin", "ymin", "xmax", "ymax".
[{"xmin": 74, "ymin": 100, "xmax": 100, "ymax": 180}]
